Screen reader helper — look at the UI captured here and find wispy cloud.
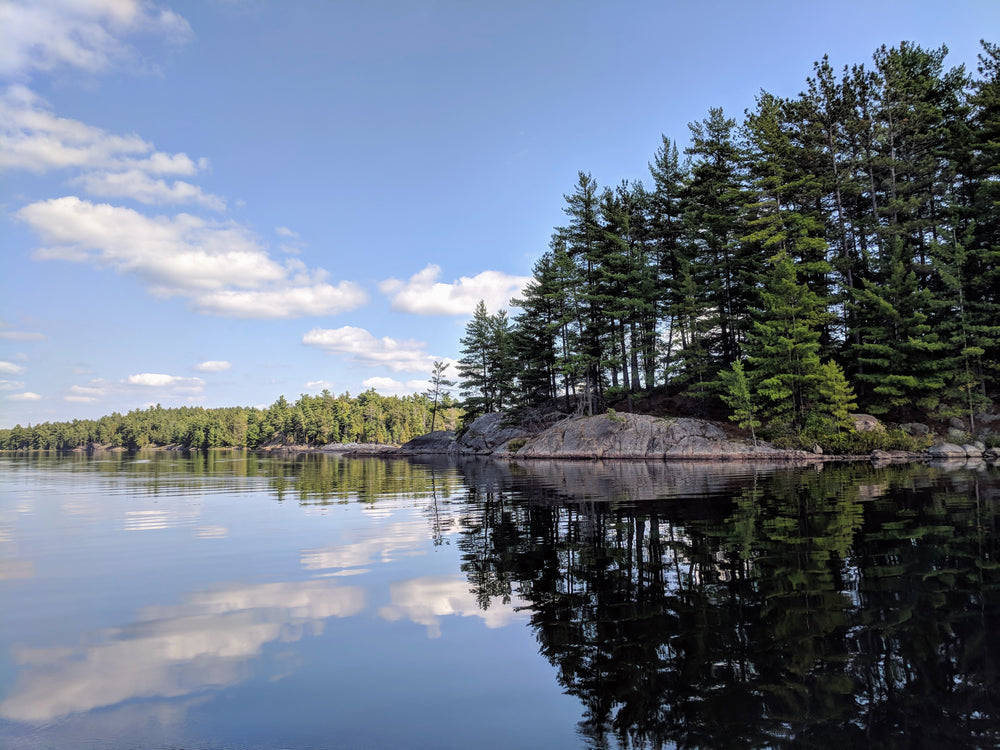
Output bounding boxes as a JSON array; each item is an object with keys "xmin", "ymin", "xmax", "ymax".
[
  {"xmin": 0, "ymin": 361, "xmax": 26, "ymax": 374},
  {"xmin": 0, "ymin": 85, "xmax": 205, "ymax": 176},
  {"xmin": 73, "ymin": 169, "xmax": 226, "ymax": 210},
  {"xmin": 302, "ymin": 326, "xmax": 436, "ymax": 373},
  {"xmin": 192, "ymin": 360, "xmax": 231, "ymax": 373},
  {"xmin": 17, "ymin": 197, "xmax": 368, "ymax": 319},
  {"xmin": 379, "ymin": 263, "xmax": 531, "ymax": 316},
  {"xmin": 361, "ymin": 376, "xmax": 430, "ymax": 396},
  {"xmin": 7, "ymin": 391, "xmax": 42, "ymax": 401},
  {"xmin": 0, "ymin": 0, "xmax": 192, "ymax": 78}
]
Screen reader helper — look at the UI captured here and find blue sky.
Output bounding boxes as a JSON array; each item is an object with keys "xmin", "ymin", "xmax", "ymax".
[{"xmin": 0, "ymin": 0, "xmax": 995, "ymax": 428}]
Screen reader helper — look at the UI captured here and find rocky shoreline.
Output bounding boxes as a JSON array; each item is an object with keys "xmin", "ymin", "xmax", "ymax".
[
  {"xmin": 63, "ymin": 411, "xmax": 998, "ymax": 464},
  {"xmin": 367, "ymin": 411, "xmax": 998, "ymax": 464}
]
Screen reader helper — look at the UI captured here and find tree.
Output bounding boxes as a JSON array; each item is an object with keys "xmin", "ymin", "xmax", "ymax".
[
  {"xmin": 424, "ymin": 361, "xmax": 455, "ymax": 432},
  {"xmin": 719, "ymin": 360, "xmax": 760, "ymax": 445}
]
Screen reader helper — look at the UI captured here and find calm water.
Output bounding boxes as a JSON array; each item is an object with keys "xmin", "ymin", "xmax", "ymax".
[{"xmin": 1, "ymin": 452, "xmax": 998, "ymax": 749}]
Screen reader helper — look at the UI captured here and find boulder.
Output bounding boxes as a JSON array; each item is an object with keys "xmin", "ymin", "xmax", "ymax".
[
  {"xmin": 962, "ymin": 443, "xmax": 984, "ymax": 458},
  {"xmin": 927, "ymin": 442, "xmax": 968, "ymax": 458},
  {"xmin": 851, "ymin": 414, "xmax": 884, "ymax": 432},
  {"xmin": 457, "ymin": 413, "xmax": 534, "ymax": 455},
  {"xmin": 398, "ymin": 430, "xmax": 460, "ymax": 454},
  {"xmin": 900, "ymin": 422, "xmax": 930, "ymax": 437}
]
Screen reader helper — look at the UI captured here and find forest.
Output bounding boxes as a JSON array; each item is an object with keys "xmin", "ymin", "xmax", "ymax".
[
  {"xmin": 0, "ymin": 388, "xmax": 460, "ymax": 451},
  {"xmin": 3, "ymin": 41, "xmax": 998, "ymax": 453},
  {"xmin": 457, "ymin": 41, "xmax": 1000, "ymax": 446}
]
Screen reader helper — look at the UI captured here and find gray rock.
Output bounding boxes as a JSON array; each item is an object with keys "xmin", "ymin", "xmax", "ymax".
[
  {"xmin": 398, "ymin": 430, "xmax": 460, "ymax": 454},
  {"xmin": 900, "ymin": 422, "xmax": 930, "ymax": 437},
  {"xmin": 948, "ymin": 427, "xmax": 969, "ymax": 443},
  {"xmin": 457, "ymin": 413, "xmax": 534, "ymax": 455},
  {"xmin": 962, "ymin": 443, "xmax": 984, "ymax": 458},
  {"xmin": 927, "ymin": 442, "xmax": 968, "ymax": 458},
  {"xmin": 516, "ymin": 414, "xmax": 798, "ymax": 460},
  {"xmin": 949, "ymin": 417, "xmax": 967, "ymax": 430},
  {"xmin": 851, "ymin": 414, "xmax": 884, "ymax": 432}
]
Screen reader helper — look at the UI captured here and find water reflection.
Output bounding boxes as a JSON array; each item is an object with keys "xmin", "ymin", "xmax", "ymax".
[
  {"xmin": 1, "ymin": 453, "xmax": 999, "ymax": 749},
  {"xmin": 0, "ymin": 580, "xmax": 365, "ymax": 723},
  {"xmin": 450, "ymin": 460, "xmax": 1000, "ymax": 749}
]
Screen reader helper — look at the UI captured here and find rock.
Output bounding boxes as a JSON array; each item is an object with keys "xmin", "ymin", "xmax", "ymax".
[
  {"xmin": 515, "ymin": 414, "xmax": 798, "ymax": 460},
  {"xmin": 962, "ymin": 443, "xmax": 984, "ymax": 458},
  {"xmin": 947, "ymin": 427, "xmax": 969, "ymax": 443},
  {"xmin": 900, "ymin": 422, "xmax": 930, "ymax": 437},
  {"xmin": 949, "ymin": 417, "xmax": 966, "ymax": 430},
  {"xmin": 397, "ymin": 430, "xmax": 460, "ymax": 454},
  {"xmin": 871, "ymin": 449, "xmax": 923, "ymax": 463},
  {"xmin": 457, "ymin": 413, "xmax": 534, "ymax": 455},
  {"xmin": 927, "ymin": 442, "xmax": 968, "ymax": 458},
  {"xmin": 851, "ymin": 414, "xmax": 884, "ymax": 432}
]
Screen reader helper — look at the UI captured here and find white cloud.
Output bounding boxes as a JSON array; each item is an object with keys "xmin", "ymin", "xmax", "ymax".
[
  {"xmin": 0, "ymin": 85, "xmax": 204, "ymax": 177},
  {"xmin": 302, "ymin": 326, "xmax": 436, "ymax": 373},
  {"xmin": 126, "ymin": 372, "xmax": 203, "ymax": 390},
  {"xmin": 0, "ymin": 0, "xmax": 193, "ymax": 78},
  {"xmin": 0, "ymin": 380, "xmax": 26, "ymax": 391},
  {"xmin": 0, "ymin": 361, "xmax": 26, "ymax": 374},
  {"xmin": 378, "ymin": 576, "xmax": 529, "ymax": 638},
  {"xmin": 192, "ymin": 360, "xmax": 231, "ymax": 373},
  {"xmin": 379, "ymin": 263, "xmax": 531, "ymax": 316},
  {"xmin": 361, "ymin": 376, "xmax": 430, "ymax": 396},
  {"xmin": 73, "ymin": 169, "xmax": 226, "ymax": 210},
  {"xmin": 303, "ymin": 379, "xmax": 336, "ymax": 391},
  {"xmin": 8, "ymin": 391, "xmax": 42, "ymax": 401},
  {"xmin": 17, "ymin": 197, "xmax": 368, "ymax": 319},
  {"xmin": 275, "ymin": 226, "xmax": 299, "ymax": 238},
  {"xmin": 0, "ymin": 579, "xmax": 364, "ymax": 723},
  {"xmin": 0, "ymin": 330, "xmax": 45, "ymax": 341},
  {"xmin": 63, "ymin": 373, "xmax": 204, "ymax": 404},
  {"xmin": 65, "ymin": 383, "xmax": 105, "ymax": 402}
]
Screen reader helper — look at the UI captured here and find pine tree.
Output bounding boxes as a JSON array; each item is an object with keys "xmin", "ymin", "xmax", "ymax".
[{"xmin": 746, "ymin": 252, "xmax": 833, "ymax": 433}]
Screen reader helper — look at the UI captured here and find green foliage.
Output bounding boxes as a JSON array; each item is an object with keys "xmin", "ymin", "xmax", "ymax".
[
  {"xmin": 0, "ymin": 391, "xmax": 462, "ymax": 451},
  {"xmin": 719, "ymin": 360, "xmax": 761, "ymax": 444}
]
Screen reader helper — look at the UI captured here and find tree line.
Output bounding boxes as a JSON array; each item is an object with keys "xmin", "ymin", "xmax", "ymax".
[
  {"xmin": 0, "ymin": 389, "xmax": 461, "ymax": 451},
  {"xmin": 458, "ymin": 41, "xmax": 999, "ymax": 443}
]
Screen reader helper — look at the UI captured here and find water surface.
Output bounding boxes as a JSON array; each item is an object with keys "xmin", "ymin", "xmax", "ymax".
[{"xmin": 1, "ymin": 452, "xmax": 998, "ymax": 749}]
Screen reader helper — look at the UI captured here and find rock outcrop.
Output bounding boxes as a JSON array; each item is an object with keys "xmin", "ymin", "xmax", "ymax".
[{"xmin": 512, "ymin": 413, "xmax": 807, "ymax": 460}]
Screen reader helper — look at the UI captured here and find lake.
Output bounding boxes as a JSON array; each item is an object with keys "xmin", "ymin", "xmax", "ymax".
[{"xmin": 1, "ymin": 452, "xmax": 998, "ymax": 749}]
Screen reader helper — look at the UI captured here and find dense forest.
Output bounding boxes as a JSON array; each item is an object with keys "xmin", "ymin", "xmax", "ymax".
[
  {"xmin": 0, "ymin": 389, "xmax": 461, "ymax": 450},
  {"xmin": 458, "ymin": 41, "xmax": 1000, "ymax": 444}
]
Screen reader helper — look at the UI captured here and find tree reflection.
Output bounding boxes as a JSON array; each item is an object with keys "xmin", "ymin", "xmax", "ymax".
[{"xmin": 454, "ymin": 461, "xmax": 1000, "ymax": 749}]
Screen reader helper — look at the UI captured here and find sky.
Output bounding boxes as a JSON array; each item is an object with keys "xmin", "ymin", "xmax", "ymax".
[{"xmin": 0, "ymin": 0, "xmax": 996, "ymax": 428}]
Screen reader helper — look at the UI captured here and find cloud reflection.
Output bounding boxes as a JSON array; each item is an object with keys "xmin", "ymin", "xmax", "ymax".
[
  {"xmin": 0, "ymin": 580, "xmax": 365, "ymax": 723},
  {"xmin": 379, "ymin": 576, "xmax": 529, "ymax": 638}
]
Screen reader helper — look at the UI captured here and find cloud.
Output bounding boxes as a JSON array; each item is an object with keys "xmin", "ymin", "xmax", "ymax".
[
  {"xmin": 379, "ymin": 264, "xmax": 531, "ymax": 316},
  {"xmin": 0, "ymin": 0, "xmax": 193, "ymax": 78},
  {"xmin": 73, "ymin": 169, "xmax": 226, "ymax": 210},
  {"xmin": 192, "ymin": 360, "xmax": 231, "ymax": 373},
  {"xmin": 0, "ymin": 330, "xmax": 45, "ymax": 341},
  {"xmin": 0, "ymin": 380, "xmax": 26, "ymax": 391},
  {"xmin": 0, "ymin": 85, "xmax": 205, "ymax": 177},
  {"xmin": 302, "ymin": 326, "xmax": 436, "ymax": 373},
  {"xmin": 303, "ymin": 379, "xmax": 336, "ymax": 391},
  {"xmin": 378, "ymin": 576, "xmax": 529, "ymax": 638},
  {"xmin": 17, "ymin": 197, "xmax": 368, "ymax": 319},
  {"xmin": 275, "ymin": 226, "xmax": 299, "ymax": 238},
  {"xmin": 8, "ymin": 391, "xmax": 42, "ymax": 401},
  {"xmin": 64, "ymin": 373, "xmax": 204, "ymax": 404},
  {"xmin": 361, "ymin": 376, "xmax": 430, "ymax": 396},
  {"xmin": 65, "ymin": 383, "xmax": 105, "ymax": 403},
  {"xmin": 0, "ymin": 361, "xmax": 26, "ymax": 374},
  {"xmin": 126, "ymin": 372, "xmax": 203, "ymax": 390},
  {"xmin": 0, "ymin": 579, "xmax": 365, "ymax": 723}
]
